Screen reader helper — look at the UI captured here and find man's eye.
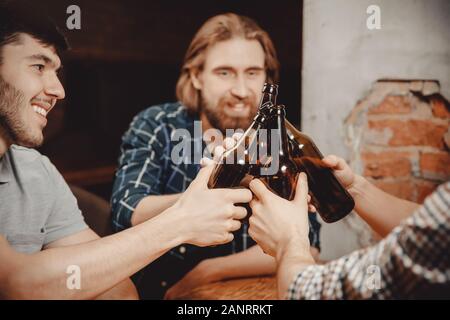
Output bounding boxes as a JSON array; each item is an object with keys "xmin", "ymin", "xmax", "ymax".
[
  {"xmin": 32, "ymin": 64, "xmax": 45, "ymax": 72},
  {"xmin": 217, "ymin": 70, "xmax": 231, "ymax": 77},
  {"xmin": 247, "ymin": 70, "xmax": 260, "ymax": 78}
]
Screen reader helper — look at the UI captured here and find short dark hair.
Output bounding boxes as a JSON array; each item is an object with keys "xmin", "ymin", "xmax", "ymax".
[{"xmin": 0, "ymin": 0, "xmax": 68, "ymax": 63}]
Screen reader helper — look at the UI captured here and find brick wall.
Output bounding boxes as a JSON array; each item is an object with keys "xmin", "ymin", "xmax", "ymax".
[{"xmin": 345, "ymin": 80, "xmax": 450, "ymax": 203}]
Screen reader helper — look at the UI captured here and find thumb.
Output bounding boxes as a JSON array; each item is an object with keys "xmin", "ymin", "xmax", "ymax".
[
  {"xmin": 193, "ymin": 163, "xmax": 215, "ymax": 187},
  {"xmin": 293, "ymin": 172, "xmax": 309, "ymax": 206},
  {"xmin": 322, "ymin": 154, "xmax": 347, "ymax": 171},
  {"xmin": 249, "ymin": 179, "xmax": 270, "ymax": 202},
  {"xmin": 322, "ymin": 154, "xmax": 339, "ymax": 168},
  {"xmin": 200, "ymin": 157, "xmax": 215, "ymax": 167}
]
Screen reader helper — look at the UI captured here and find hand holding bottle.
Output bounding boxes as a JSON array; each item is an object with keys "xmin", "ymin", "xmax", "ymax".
[
  {"xmin": 208, "ymin": 83, "xmax": 355, "ymax": 223},
  {"xmin": 167, "ymin": 164, "xmax": 252, "ymax": 247},
  {"xmin": 248, "ymin": 173, "xmax": 312, "ymax": 258},
  {"xmin": 209, "ymin": 133, "xmax": 316, "ymax": 212},
  {"xmin": 321, "ymin": 155, "xmax": 357, "ymax": 191}
]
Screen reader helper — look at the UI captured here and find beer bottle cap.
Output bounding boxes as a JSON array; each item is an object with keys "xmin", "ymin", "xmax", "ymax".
[
  {"xmin": 271, "ymin": 104, "xmax": 286, "ymax": 116},
  {"xmin": 262, "ymin": 83, "xmax": 279, "ymax": 95}
]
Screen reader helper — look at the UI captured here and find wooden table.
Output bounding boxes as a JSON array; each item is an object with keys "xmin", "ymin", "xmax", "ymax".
[{"xmin": 179, "ymin": 276, "xmax": 277, "ymax": 300}]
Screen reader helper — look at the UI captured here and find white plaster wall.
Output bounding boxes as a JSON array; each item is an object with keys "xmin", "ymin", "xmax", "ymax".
[{"xmin": 301, "ymin": 0, "xmax": 450, "ymax": 260}]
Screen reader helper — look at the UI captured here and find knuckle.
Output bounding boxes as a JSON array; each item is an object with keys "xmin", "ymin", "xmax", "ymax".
[
  {"xmin": 225, "ymin": 205, "xmax": 235, "ymax": 217},
  {"xmin": 239, "ymin": 206, "xmax": 248, "ymax": 219},
  {"xmin": 225, "ymin": 220, "xmax": 234, "ymax": 230},
  {"xmin": 222, "ymin": 232, "xmax": 231, "ymax": 243},
  {"xmin": 248, "ymin": 227, "xmax": 256, "ymax": 240},
  {"xmin": 220, "ymin": 220, "xmax": 229, "ymax": 231},
  {"xmin": 243, "ymin": 189, "xmax": 253, "ymax": 201},
  {"xmin": 223, "ymin": 190, "xmax": 233, "ymax": 202},
  {"xmin": 251, "ymin": 202, "xmax": 260, "ymax": 214},
  {"xmin": 214, "ymin": 146, "xmax": 225, "ymax": 158}
]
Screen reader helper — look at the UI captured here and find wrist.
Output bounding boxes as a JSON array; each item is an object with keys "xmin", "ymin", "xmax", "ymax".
[
  {"xmin": 197, "ymin": 258, "xmax": 223, "ymax": 282},
  {"xmin": 348, "ymin": 174, "xmax": 367, "ymax": 198},
  {"xmin": 276, "ymin": 236, "xmax": 313, "ymax": 266},
  {"xmin": 155, "ymin": 204, "xmax": 190, "ymax": 246}
]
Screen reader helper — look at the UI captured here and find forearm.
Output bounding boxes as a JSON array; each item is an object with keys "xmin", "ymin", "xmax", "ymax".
[
  {"xmin": 94, "ymin": 279, "xmax": 138, "ymax": 300},
  {"xmin": 6, "ymin": 210, "xmax": 184, "ymax": 299},
  {"xmin": 131, "ymin": 194, "xmax": 181, "ymax": 226},
  {"xmin": 276, "ymin": 240, "xmax": 315, "ymax": 300},
  {"xmin": 349, "ymin": 175, "xmax": 420, "ymax": 237}
]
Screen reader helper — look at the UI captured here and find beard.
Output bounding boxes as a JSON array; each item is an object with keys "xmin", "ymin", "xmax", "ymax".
[
  {"xmin": 0, "ymin": 76, "xmax": 43, "ymax": 148},
  {"xmin": 200, "ymin": 93, "xmax": 258, "ymax": 135}
]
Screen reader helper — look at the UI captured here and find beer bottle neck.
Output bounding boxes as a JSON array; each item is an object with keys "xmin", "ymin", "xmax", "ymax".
[
  {"xmin": 251, "ymin": 110, "xmax": 268, "ymax": 128},
  {"xmin": 270, "ymin": 106, "xmax": 290, "ymax": 158},
  {"xmin": 284, "ymin": 118, "xmax": 312, "ymax": 143},
  {"xmin": 259, "ymin": 93, "xmax": 277, "ymax": 109},
  {"xmin": 240, "ymin": 110, "xmax": 268, "ymax": 146},
  {"xmin": 259, "ymin": 83, "xmax": 278, "ymax": 110},
  {"xmin": 284, "ymin": 118, "xmax": 296, "ymax": 133}
]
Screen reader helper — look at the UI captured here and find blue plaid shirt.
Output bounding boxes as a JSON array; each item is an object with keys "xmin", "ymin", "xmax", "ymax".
[{"xmin": 111, "ymin": 102, "xmax": 321, "ymax": 298}]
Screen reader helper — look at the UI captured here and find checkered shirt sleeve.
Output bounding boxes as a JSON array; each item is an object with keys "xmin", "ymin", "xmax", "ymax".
[
  {"xmin": 111, "ymin": 106, "xmax": 174, "ymax": 231},
  {"xmin": 287, "ymin": 181, "xmax": 450, "ymax": 299}
]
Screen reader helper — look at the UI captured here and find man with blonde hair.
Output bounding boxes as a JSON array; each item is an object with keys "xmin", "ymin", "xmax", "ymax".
[{"xmin": 111, "ymin": 13, "xmax": 321, "ymax": 299}]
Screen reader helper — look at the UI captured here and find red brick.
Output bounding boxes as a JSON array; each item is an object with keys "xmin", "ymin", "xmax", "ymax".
[
  {"xmin": 445, "ymin": 127, "xmax": 450, "ymax": 150},
  {"xmin": 419, "ymin": 152, "xmax": 450, "ymax": 181},
  {"xmin": 416, "ymin": 181, "xmax": 440, "ymax": 203},
  {"xmin": 431, "ymin": 97, "xmax": 450, "ymax": 119},
  {"xmin": 368, "ymin": 96, "xmax": 412, "ymax": 115},
  {"xmin": 368, "ymin": 119, "xmax": 448, "ymax": 149},
  {"xmin": 372, "ymin": 180, "xmax": 415, "ymax": 201},
  {"xmin": 362, "ymin": 151, "xmax": 411, "ymax": 178}
]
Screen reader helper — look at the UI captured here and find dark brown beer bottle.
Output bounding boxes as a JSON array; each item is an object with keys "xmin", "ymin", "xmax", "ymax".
[
  {"xmin": 262, "ymin": 82, "xmax": 354, "ymax": 222},
  {"xmin": 207, "ymin": 104, "xmax": 271, "ymax": 222},
  {"xmin": 285, "ymin": 117, "xmax": 355, "ymax": 223},
  {"xmin": 207, "ymin": 85, "xmax": 279, "ymax": 221},
  {"xmin": 207, "ymin": 107, "xmax": 271, "ymax": 190},
  {"xmin": 258, "ymin": 104, "xmax": 299, "ymax": 200}
]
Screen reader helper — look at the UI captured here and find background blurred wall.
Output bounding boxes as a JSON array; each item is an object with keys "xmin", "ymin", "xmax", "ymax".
[{"xmin": 301, "ymin": 0, "xmax": 450, "ymax": 260}]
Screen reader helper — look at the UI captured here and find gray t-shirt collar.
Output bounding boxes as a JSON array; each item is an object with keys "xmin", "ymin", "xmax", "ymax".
[{"xmin": 0, "ymin": 151, "xmax": 12, "ymax": 183}]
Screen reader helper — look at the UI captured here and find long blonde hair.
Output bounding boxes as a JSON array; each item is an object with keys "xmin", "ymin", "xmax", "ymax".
[{"xmin": 176, "ymin": 13, "xmax": 280, "ymax": 114}]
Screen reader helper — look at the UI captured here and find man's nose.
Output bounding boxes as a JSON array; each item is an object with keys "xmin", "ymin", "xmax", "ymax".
[
  {"xmin": 230, "ymin": 76, "xmax": 250, "ymax": 99},
  {"xmin": 44, "ymin": 73, "xmax": 65, "ymax": 100}
]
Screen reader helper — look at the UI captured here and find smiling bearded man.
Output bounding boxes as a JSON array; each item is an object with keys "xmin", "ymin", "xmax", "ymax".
[{"xmin": 111, "ymin": 13, "xmax": 322, "ymax": 300}]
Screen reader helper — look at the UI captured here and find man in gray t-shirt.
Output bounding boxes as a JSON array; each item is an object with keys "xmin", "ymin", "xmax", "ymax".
[
  {"xmin": 0, "ymin": 3, "xmax": 252, "ymax": 300},
  {"xmin": 0, "ymin": 145, "xmax": 87, "ymax": 254}
]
